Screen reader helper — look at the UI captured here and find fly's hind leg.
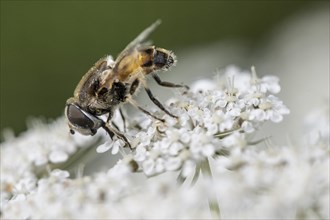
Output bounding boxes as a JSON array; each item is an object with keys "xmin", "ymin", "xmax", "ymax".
[{"xmin": 153, "ymin": 74, "xmax": 189, "ymax": 90}]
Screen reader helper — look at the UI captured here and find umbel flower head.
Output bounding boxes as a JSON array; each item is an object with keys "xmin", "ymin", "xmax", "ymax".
[
  {"xmin": 120, "ymin": 66, "xmax": 290, "ymax": 176},
  {"xmin": 2, "ymin": 66, "xmax": 328, "ymax": 219}
]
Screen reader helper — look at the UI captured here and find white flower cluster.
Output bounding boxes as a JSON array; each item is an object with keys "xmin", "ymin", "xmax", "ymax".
[
  {"xmin": 1, "ymin": 66, "xmax": 328, "ymax": 219},
  {"xmin": 303, "ymin": 106, "xmax": 329, "ymax": 146},
  {"xmin": 213, "ymin": 139, "xmax": 329, "ymax": 219},
  {"xmin": 1, "ymin": 165, "xmax": 212, "ymax": 219},
  {"xmin": 128, "ymin": 66, "xmax": 290, "ymax": 176},
  {"xmin": 0, "ymin": 117, "xmax": 104, "ymax": 208}
]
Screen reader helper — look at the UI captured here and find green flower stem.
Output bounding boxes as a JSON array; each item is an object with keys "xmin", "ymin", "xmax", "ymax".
[
  {"xmin": 51, "ymin": 138, "xmax": 102, "ymax": 177},
  {"xmin": 201, "ymin": 158, "xmax": 221, "ymax": 219}
]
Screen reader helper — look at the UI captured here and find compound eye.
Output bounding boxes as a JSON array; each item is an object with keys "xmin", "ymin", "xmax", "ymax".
[
  {"xmin": 66, "ymin": 104, "xmax": 94, "ymax": 129},
  {"xmin": 154, "ymin": 51, "xmax": 168, "ymax": 68}
]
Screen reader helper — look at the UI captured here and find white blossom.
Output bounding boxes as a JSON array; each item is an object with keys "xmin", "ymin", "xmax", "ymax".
[
  {"xmin": 1, "ymin": 66, "xmax": 328, "ymax": 219},
  {"xmin": 128, "ymin": 66, "xmax": 290, "ymax": 177}
]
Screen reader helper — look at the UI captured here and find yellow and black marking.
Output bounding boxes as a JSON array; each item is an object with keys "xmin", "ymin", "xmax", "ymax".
[{"xmin": 113, "ymin": 46, "xmax": 175, "ymax": 82}]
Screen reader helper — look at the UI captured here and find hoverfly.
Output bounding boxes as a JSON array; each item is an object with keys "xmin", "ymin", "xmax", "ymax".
[{"xmin": 65, "ymin": 20, "xmax": 188, "ymax": 148}]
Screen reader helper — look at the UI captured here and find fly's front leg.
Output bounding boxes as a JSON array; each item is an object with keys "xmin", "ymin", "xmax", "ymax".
[
  {"xmin": 153, "ymin": 74, "xmax": 189, "ymax": 89},
  {"xmin": 107, "ymin": 111, "xmax": 122, "ymax": 132},
  {"xmin": 106, "ymin": 111, "xmax": 113, "ymax": 123},
  {"xmin": 119, "ymin": 107, "xmax": 127, "ymax": 132},
  {"xmin": 101, "ymin": 122, "xmax": 132, "ymax": 149},
  {"xmin": 100, "ymin": 121, "xmax": 115, "ymax": 139}
]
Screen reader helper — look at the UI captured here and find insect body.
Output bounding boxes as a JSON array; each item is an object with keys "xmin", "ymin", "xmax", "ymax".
[{"xmin": 65, "ymin": 20, "xmax": 187, "ymax": 148}]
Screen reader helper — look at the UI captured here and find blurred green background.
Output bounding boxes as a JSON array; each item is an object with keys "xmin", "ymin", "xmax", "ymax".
[{"xmin": 0, "ymin": 1, "xmax": 319, "ymax": 138}]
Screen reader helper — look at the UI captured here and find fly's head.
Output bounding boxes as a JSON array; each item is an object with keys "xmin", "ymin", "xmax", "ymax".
[{"xmin": 65, "ymin": 98, "xmax": 104, "ymax": 136}]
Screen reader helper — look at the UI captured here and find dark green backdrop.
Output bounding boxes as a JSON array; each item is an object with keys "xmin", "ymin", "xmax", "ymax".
[{"xmin": 0, "ymin": 1, "xmax": 317, "ymax": 138}]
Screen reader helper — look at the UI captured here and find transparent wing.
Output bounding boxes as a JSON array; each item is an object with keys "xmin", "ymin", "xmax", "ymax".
[{"xmin": 115, "ymin": 19, "xmax": 161, "ymax": 62}]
